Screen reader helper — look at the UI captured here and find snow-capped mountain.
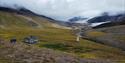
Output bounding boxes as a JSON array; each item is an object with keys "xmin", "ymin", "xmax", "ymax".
[
  {"xmin": 88, "ymin": 13, "xmax": 125, "ymax": 23},
  {"xmin": 68, "ymin": 12, "xmax": 125, "ymax": 27},
  {"xmin": 1, "ymin": 6, "xmax": 125, "ymax": 28}
]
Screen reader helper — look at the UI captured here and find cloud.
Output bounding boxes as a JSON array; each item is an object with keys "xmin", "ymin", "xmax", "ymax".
[{"xmin": 0, "ymin": 0, "xmax": 125, "ymax": 21}]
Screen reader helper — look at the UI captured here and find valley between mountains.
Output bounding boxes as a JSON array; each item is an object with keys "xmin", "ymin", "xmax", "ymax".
[{"xmin": 0, "ymin": 9, "xmax": 125, "ymax": 63}]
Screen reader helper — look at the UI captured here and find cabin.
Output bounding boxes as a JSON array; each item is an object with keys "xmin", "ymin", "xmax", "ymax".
[{"xmin": 23, "ymin": 36, "xmax": 38, "ymax": 44}]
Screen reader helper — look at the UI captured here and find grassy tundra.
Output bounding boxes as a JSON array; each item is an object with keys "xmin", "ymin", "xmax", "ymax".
[{"xmin": 0, "ymin": 11, "xmax": 125, "ymax": 63}]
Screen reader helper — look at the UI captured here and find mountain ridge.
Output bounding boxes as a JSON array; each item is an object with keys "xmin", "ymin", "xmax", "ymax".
[
  {"xmin": 0, "ymin": 6, "xmax": 71, "ymax": 29},
  {"xmin": 0, "ymin": 6, "xmax": 55, "ymax": 20}
]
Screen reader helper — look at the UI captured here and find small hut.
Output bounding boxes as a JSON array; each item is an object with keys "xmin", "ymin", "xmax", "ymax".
[{"xmin": 23, "ymin": 36, "xmax": 38, "ymax": 44}]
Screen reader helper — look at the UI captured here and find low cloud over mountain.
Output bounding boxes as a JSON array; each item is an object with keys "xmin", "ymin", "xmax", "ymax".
[{"xmin": 0, "ymin": 0, "xmax": 125, "ymax": 21}]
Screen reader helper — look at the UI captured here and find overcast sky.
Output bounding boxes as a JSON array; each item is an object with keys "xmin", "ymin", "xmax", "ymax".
[{"xmin": 0, "ymin": 0, "xmax": 125, "ymax": 21}]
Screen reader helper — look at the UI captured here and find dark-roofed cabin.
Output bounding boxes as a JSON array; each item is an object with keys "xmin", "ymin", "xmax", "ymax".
[{"xmin": 23, "ymin": 36, "xmax": 38, "ymax": 44}]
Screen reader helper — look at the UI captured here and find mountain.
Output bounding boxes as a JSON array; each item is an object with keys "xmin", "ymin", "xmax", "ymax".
[
  {"xmin": 86, "ymin": 12, "xmax": 125, "ymax": 28},
  {"xmin": 92, "ymin": 13, "xmax": 125, "ymax": 28},
  {"xmin": 69, "ymin": 16, "xmax": 88, "ymax": 23},
  {"xmin": 68, "ymin": 12, "xmax": 125, "ymax": 28},
  {"xmin": 93, "ymin": 20, "xmax": 125, "ymax": 28},
  {"xmin": 88, "ymin": 13, "xmax": 125, "ymax": 23},
  {"xmin": 0, "ymin": 6, "xmax": 70, "ymax": 29},
  {"xmin": 0, "ymin": 6, "xmax": 125, "ymax": 63},
  {"xmin": 0, "ymin": 7, "xmax": 55, "ymax": 20}
]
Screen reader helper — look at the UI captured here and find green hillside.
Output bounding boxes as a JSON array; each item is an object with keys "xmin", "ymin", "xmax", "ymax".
[
  {"xmin": 0, "ymin": 11, "xmax": 125, "ymax": 63},
  {"xmin": 97, "ymin": 25, "xmax": 125, "ymax": 42},
  {"xmin": 0, "ymin": 11, "xmax": 61, "ymax": 28}
]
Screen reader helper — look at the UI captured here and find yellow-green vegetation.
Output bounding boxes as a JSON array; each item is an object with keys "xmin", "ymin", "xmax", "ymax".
[
  {"xmin": 1, "ymin": 27, "xmax": 125, "ymax": 61},
  {"xmin": 0, "ymin": 11, "xmax": 125, "ymax": 62},
  {"xmin": 96, "ymin": 25, "xmax": 125, "ymax": 43},
  {"xmin": 114, "ymin": 36, "xmax": 125, "ymax": 42},
  {"xmin": 86, "ymin": 30, "xmax": 106, "ymax": 37}
]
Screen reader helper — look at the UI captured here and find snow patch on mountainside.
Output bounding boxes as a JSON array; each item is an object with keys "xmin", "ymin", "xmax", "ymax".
[{"xmin": 90, "ymin": 21, "xmax": 111, "ymax": 27}]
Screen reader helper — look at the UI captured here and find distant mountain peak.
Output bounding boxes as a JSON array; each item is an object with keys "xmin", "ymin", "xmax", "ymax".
[
  {"xmin": 69, "ymin": 16, "xmax": 88, "ymax": 23},
  {"xmin": 88, "ymin": 13, "xmax": 125, "ymax": 23}
]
